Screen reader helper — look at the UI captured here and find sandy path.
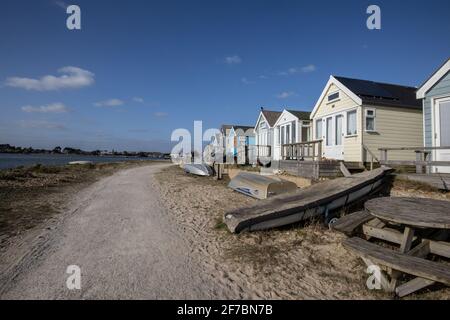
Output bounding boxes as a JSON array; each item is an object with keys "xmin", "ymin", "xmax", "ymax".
[{"xmin": 0, "ymin": 164, "xmax": 235, "ymax": 299}]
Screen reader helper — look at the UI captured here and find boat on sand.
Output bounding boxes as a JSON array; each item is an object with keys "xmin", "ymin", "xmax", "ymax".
[
  {"xmin": 228, "ymin": 172, "xmax": 297, "ymax": 200},
  {"xmin": 183, "ymin": 163, "xmax": 213, "ymax": 176},
  {"xmin": 224, "ymin": 167, "xmax": 392, "ymax": 233}
]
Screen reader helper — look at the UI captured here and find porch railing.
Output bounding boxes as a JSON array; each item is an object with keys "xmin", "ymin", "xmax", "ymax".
[
  {"xmin": 281, "ymin": 139, "xmax": 322, "ymax": 161},
  {"xmin": 255, "ymin": 145, "xmax": 271, "ymax": 158},
  {"xmin": 362, "ymin": 144, "xmax": 379, "ymax": 171},
  {"xmin": 379, "ymin": 146, "xmax": 450, "ymax": 174}
]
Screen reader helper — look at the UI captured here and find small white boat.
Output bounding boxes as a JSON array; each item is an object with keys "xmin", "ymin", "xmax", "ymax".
[
  {"xmin": 183, "ymin": 163, "xmax": 213, "ymax": 176},
  {"xmin": 68, "ymin": 161, "xmax": 94, "ymax": 165},
  {"xmin": 228, "ymin": 172, "xmax": 297, "ymax": 200}
]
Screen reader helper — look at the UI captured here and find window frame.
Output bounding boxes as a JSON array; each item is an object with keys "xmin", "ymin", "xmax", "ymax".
[
  {"xmin": 346, "ymin": 110, "xmax": 358, "ymax": 136},
  {"xmin": 365, "ymin": 108, "xmax": 376, "ymax": 132},
  {"xmin": 315, "ymin": 118, "xmax": 323, "ymax": 140},
  {"xmin": 327, "ymin": 91, "xmax": 340, "ymax": 103}
]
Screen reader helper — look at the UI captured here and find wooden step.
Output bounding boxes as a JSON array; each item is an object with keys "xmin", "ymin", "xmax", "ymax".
[
  {"xmin": 343, "ymin": 237, "xmax": 450, "ymax": 286},
  {"xmin": 331, "ymin": 211, "xmax": 373, "ymax": 236}
]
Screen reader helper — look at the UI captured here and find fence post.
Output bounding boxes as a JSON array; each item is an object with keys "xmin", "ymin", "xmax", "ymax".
[{"xmin": 415, "ymin": 151, "xmax": 423, "ymax": 174}]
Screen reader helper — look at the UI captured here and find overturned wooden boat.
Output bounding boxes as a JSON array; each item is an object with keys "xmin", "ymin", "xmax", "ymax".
[
  {"xmin": 228, "ymin": 172, "xmax": 297, "ymax": 200},
  {"xmin": 183, "ymin": 163, "xmax": 213, "ymax": 176},
  {"xmin": 224, "ymin": 167, "xmax": 392, "ymax": 233}
]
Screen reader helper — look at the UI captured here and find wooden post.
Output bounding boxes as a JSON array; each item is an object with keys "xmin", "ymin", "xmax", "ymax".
[
  {"xmin": 380, "ymin": 149, "xmax": 387, "ymax": 162},
  {"xmin": 415, "ymin": 151, "xmax": 423, "ymax": 174},
  {"xmin": 317, "ymin": 141, "xmax": 322, "ymax": 161},
  {"xmin": 424, "ymin": 152, "xmax": 431, "ymax": 174}
]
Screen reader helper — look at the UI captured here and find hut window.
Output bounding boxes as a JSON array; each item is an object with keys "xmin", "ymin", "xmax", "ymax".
[
  {"xmin": 328, "ymin": 91, "xmax": 340, "ymax": 102},
  {"xmin": 347, "ymin": 110, "xmax": 357, "ymax": 135},
  {"xmin": 365, "ymin": 108, "xmax": 376, "ymax": 131},
  {"xmin": 315, "ymin": 119, "xmax": 322, "ymax": 140}
]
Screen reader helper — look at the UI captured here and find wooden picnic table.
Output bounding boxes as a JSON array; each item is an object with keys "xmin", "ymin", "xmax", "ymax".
[
  {"xmin": 365, "ymin": 197, "xmax": 450, "ymax": 230},
  {"xmin": 341, "ymin": 197, "xmax": 450, "ymax": 297}
]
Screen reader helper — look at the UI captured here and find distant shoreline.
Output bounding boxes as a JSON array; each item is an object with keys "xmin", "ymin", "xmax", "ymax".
[{"xmin": 0, "ymin": 153, "xmax": 170, "ymax": 171}]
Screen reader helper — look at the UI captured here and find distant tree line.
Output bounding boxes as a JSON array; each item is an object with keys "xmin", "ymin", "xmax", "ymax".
[{"xmin": 0, "ymin": 144, "xmax": 169, "ymax": 159}]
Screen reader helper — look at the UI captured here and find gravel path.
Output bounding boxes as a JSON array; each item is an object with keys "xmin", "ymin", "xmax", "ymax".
[{"xmin": 0, "ymin": 164, "xmax": 229, "ymax": 299}]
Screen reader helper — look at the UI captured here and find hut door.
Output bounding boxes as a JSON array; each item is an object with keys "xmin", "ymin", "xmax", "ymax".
[{"xmin": 435, "ymin": 98, "xmax": 450, "ymax": 173}]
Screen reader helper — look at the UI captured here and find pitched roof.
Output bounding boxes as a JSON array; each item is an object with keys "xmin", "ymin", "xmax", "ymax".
[
  {"xmin": 221, "ymin": 124, "xmax": 254, "ymax": 135},
  {"xmin": 417, "ymin": 58, "xmax": 450, "ymax": 99},
  {"xmin": 334, "ymin": 76, "xmax": 421, "ymax": 109},
  {"xmin": 261, "ymin": 110, "xmax": 282, "ymax": 127},
  {"xmin": 286, "ymin": 110, "xmax": 311, "ymax": 120}
]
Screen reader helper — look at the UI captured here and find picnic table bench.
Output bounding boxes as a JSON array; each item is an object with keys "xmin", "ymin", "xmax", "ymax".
[{"xmin": 335, "ymin": 197, "xmax": 450, "ymax": 297}]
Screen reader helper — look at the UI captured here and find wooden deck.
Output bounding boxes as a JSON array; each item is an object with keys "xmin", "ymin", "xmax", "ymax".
[
  {"xmin": 396, "ymin": 173, "xmax": 450, "ymax": 191},
  {"xmin": 277, "ymin": 160, "xmax": 342, "ymax": 179}
]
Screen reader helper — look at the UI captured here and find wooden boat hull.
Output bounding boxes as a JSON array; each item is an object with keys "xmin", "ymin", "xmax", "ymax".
[{"xmin": 224, "ymin": 167, "xmax": 392, "ymax": 233}]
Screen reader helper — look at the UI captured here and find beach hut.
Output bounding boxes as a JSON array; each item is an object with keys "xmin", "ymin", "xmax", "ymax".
[
  {"xmin": 272, "ymin": 109, "xmax": 311, "ymax": 160},
  {"xmin": 254, "ymin": 109, "xmax": 282, "ymax": 161},
  {"xmin": 221, "ymin": 124, "xmax": 255, "ymax": 163},
  {"xmin": 416, "ymin": 58, "xmax": 450, "ymax": 173},
  {"xmin": 309, "ymin": 76, "xmax": 423, "ymax": 166}
]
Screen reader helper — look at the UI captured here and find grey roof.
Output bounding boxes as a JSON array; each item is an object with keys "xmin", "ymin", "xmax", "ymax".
[
  {"xmin": 221, "ymin": 124, "xmax": 254, "ymax": 135},
  {"xmin": 261, "ymin": 110, "xmax": 282, "ymax": 127},
  {"xmin": 334, "ymin": 76, "xmax": 421, "ymax": 109},
  {"xmin": 286, "ymin": 110, "xmax": 311, "ymax": 120}
]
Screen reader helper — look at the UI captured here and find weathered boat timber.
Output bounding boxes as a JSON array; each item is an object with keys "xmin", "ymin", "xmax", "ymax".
[
  {"xmin": 224, "ymin": 167, "xmax": 392, "ymax": 233},
  {"xmin": 228, "ymin": 172, "xmax": 297, "ymax": 200}
]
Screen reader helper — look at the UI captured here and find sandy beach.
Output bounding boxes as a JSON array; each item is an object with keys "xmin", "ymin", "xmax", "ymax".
[
  {"xmin": 0, "ymin": 163, "xmax": 448, "ymax": 299},
  {"xmin": 155, "ymin": 165, "xmax": 450, "ymax": 300}
]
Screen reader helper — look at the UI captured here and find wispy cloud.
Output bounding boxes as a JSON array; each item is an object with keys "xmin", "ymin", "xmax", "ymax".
[
  {"xmin": 94, "ymin": 99, "xmax": 124, "ymax": 107},
  {"xmin": 278, "ymin": 64, "xmax": 316, "ymax": 76},
  {"xmin": 224, "ymin": 55, "xmax": 242, "ymax": 65},
  {"xmin": 54, "ymin": 0, "xmax": 69, "ymax": 9},
  {"xmin": 276, "ymin": 91, "xmax": 297, "ymax": 99},
  {"xmin": 21, "ymin": 102, "xmax": 69, "ymax": 113},
  {"xmin": 154, "ymin": 112, "xmax": 168, "ymax": 117},
  {"xmin": 132, "ymin": 97, "xmax": 144, "ymax": 103},
  {"xmin": 5, "ymin": 66, "xmax": 95, "ymax": 91},
  {"xmin": 241, "ymin": 77, "xmax": 255, "ymax": 85},
  {"xmin": 18, "ymin": 120, "xmax": 66, "ymax": 130},
  {"xmin": 259, "ymin": 75, "xmax": 269, "ymax": 79}
]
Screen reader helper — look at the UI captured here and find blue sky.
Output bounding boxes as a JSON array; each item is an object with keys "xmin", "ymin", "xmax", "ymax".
[{"xmin": 1, "ymin": 0, "xmax": 449, "ymax": 152}]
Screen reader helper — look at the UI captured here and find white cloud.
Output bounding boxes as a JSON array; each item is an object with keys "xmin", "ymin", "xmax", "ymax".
[
  {"xmin": 301, "ymin": 64, "xmax": 316, "ymax": 73},
  {"xmin": 133, "ymin": 97, "xmax": 144, "ymax": 103},
  {"xmin": 94, "ymin": 99, "xmax": 124, "ymax": 107},
  {"xmin": 21, "ymin": 102, "xmax": 69, "ymax": 114},
  {"xmin": 5, "ymin": 66, "xmax": 94, "ymax": 91},
  {"xmin": 259, "ymin": 75, "xmax": 269, "ymax": 79},
  {"xmin": 278, "ymin": 64, "xmax": 316, "ymax": 76},
  {"xmin": 54, "ymin": 1, "xmax": 69, "ymax": 9},
  {"xmin": 224, "ymin": 55, "xmax": 242, "ymax": 65},
  {"xmin": 154, "ymin": 112, "xmax": 168, "ymax": 117},
  {"xmin": 241, "ymin": 77, "xmax": 255, "ymax": 85},
  {"xmin": 18, "ymin": 120, "xmax": 66, "ymax": 130},
  {"xmin": 276, "ymin": 91, "xmax": 296, "ymax": 99}
]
